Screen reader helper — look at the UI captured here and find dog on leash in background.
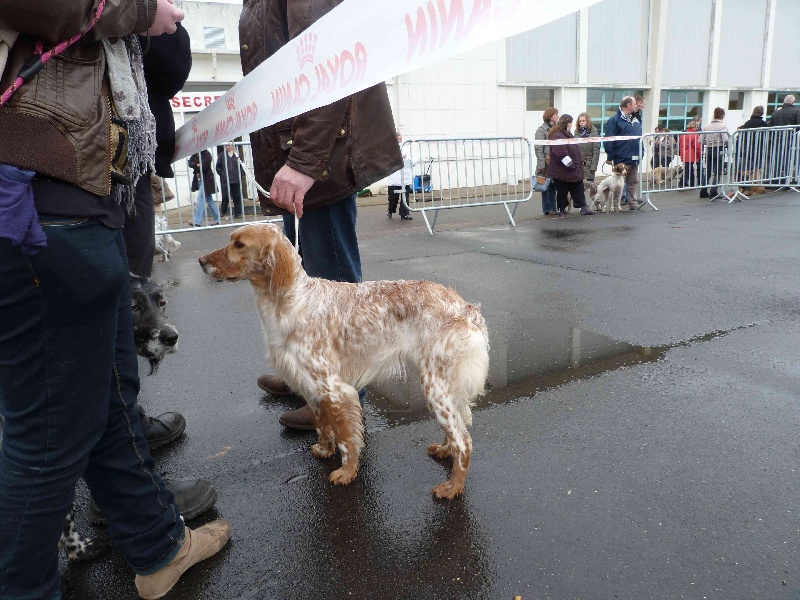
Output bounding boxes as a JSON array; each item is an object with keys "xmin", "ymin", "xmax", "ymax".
[
  {"xmin": 154, "ymin": 214, "xmax": 181, "ymax": 262},
  {"xmin": 199, "ymin": 224, "xmax": 489, "ymax": 499},
  {"xmin": 647, "ymin": 164, "xmax": 684, "ymax": 187},
  {"xmin": 592, "ymin": 163, "xmax": 628, "ymax": 212},
  {"xmin": 54, "ymin": 274, "xmax": 179, "ymax": 561}
]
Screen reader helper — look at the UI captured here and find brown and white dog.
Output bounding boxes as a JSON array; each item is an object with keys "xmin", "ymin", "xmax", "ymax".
[
  {"xmin": 593, "ymin": 163, "xmax": 628, "ymax": 213},
  {"xmin": 199, "ymin": 224, "xmax": 489, "ymax": 499}
]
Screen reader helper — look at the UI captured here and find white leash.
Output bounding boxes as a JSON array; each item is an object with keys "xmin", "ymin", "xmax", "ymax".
[{"xmin": 237, "ymin": 155, "xmax": 300, "ymax": 253}]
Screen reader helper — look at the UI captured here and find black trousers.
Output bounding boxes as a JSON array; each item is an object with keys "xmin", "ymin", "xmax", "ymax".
[
  {"xmin": 552, "ymin": 179, "xmax": 587, "ymax": 211},
  {"xmin": 220, "ymin": 182, "xmax": 244, "ymax": 217},
  {"xmin": 123, "ymin": 175, "xmax": 155, "ymax": 278},
  {"xmin": 388, "ymin": 185, "xmax": 411, "ymax": 217}
]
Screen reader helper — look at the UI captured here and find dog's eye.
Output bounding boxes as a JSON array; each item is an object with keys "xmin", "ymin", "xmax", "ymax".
[
  {"xmin": 234, "ymin": 240, "xmax": 245, "ymax": 249},
  {"xmin": 131, "ymin": 302, "xmax": 140, "ymax": 311}
]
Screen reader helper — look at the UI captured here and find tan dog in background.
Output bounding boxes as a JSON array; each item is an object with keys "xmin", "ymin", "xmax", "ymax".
[{"xmin": 199, "ymin": 224, "xmax": 490, "ymax": 499}]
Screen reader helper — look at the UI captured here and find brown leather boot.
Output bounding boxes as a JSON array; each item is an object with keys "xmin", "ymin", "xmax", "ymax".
[
  {"xmin": 256, "ymin": 374, "xmax": 293, "ymax": 396},
  {"xmin": 278, "ymin": 404, "xmax": 316, "ymax": 431},
  {"xmin": 135, "ymin": 519, "xmax": 232, "ymax": 599}
]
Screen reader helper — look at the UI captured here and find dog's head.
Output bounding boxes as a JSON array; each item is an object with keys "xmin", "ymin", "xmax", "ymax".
[
  {"xmin": 131, "ymin": 273, "xmax": 179, "ymax": 374},
  {"xmin": 613, "ymin": 163, "xmax": 627, "ymax": 177},
  {"xmin": 198, "ymin": 223, "xmax": 301, "ymax": 293}
]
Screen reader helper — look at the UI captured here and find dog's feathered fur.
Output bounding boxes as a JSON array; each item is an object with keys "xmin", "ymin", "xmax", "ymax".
[
  {"xmin": 593, "ymin": 163, "xmax": 628, "ymax": 212},
  {"xmin": 199, "ymin": 224, "xmax": 490, "ymax": 499}
]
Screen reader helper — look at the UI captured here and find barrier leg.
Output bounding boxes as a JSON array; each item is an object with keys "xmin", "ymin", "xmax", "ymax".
[{"xmin": 503, "ymin": 202, "xmax": 517, "ymax": 227}]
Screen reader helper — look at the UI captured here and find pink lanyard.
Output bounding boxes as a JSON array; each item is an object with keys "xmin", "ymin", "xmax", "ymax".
[{"xmin": 0, "ymin": 0, "xmax": 107, "ymax": 106}]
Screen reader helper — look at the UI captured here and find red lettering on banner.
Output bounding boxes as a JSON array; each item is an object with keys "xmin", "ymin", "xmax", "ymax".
[
  {"xmin": 171, "ymin": 97, "xmax": 180, "ymax": 108},
  {"xmin": 204, "ymin": 96, "xmax": 212, "ymax": 106},
  {"xmin": 267, "ymin": 41, "xmax": 369, "ymax": 118},
  {"xmin": 439, "ymin": 0, "xmax": 464, "ymax": 47},
  {"xmin": 339, "ymin": 50, "xmax": 356, "ymax": 88},
  {"xmin": 405, "ymin": 7, "xmax": 427, "ymax": 60},
  {"xmin": 355, "ymin": 42, "xmax": 367, "ymax": 80},
  {"xmin": 215, "ymin": 115, "xmax": 235, "ymax": 140},
  {"xmin": 182, "ymin": 98, "xmax": 191, "ymax": 108},
  {"xmin": 194, "ymin": 97, "xmax": 202, "ymax": 107},
  {"xmin": 408, "ymin": 0, "xmax": 496, "ymax": 59},
  {"xmin": 427, "ymin": 2, "xmax": 439, "ymax": 49}
]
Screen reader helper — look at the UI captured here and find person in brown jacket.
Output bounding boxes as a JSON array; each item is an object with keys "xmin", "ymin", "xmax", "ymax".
[
  {"xmin": 0, "ymin": 2, "xmax": 231, "ymax": 599},
  {"xmin": 547, "ymin": 114, "xmax": 595, "ymax": 218},
  {"xmin": 241, "ymin": 0, "xmax": 403, "ymax": 430}
]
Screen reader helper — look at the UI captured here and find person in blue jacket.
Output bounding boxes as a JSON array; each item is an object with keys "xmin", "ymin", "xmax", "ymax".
[{"xmin": 604, "ymin": 96, "xmax": 642, "ymax": 210}]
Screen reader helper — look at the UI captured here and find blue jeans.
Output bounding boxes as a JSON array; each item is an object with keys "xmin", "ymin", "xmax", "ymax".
[
  {"xmin": 283, "ymin": 196, "xmax": 365, "ymax": 403},
  {"xmin": 193, "ymin": 187, "xmax": 220, "ymax": 225},
  {"xmin": 541, "ymin": 185, "xmax": 557, "ymax": 214},
  {"xmin": 282, "ymin": 195, "xmax": 362, "ymax": 283},
  {"xmin": 0, "ymin": 218, "xmax": 184, "ymax": 600}
]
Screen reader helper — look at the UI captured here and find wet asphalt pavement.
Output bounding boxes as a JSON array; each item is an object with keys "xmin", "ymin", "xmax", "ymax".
[{"xmin": 61, "ymin": 189, "xmax": 800, "ymax": 600}]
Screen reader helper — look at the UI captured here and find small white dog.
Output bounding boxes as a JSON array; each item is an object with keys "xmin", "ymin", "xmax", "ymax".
[
  {"xmin": 154, "ymin": 214, "xmax": 181, "ymax": 262},
  {"xmin": 592, "ymin": 163, "xmax": 627, "ymax": 213}
]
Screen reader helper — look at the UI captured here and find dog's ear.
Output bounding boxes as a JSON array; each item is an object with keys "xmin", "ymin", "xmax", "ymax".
[{"xmin": 264, "ymin": 235, "xmax": 296, "ymax": 291}]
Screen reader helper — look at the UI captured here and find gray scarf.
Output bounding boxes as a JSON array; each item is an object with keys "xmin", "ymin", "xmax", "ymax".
[{"xmin": 102, "ymin": 35, "xmax": 156, "ymax": 213}]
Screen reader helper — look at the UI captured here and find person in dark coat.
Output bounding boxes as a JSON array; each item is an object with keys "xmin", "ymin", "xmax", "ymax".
[
  {"xmin": 604, "ymin": 96, "xmax": 643, "ymax": 209},
  {"xmin": 766, "ymin": 96, "xmax": 800, "ymax": 187},
  {"xmin": 189, "ymin": 149, "xmax": 220, "ymax": 226},
  {"xmin": 547, "ymin": 114, "xmax": 595, "ymax": 218},
  {"xmin": 124, "ymin": 23, "xmax": 192, "ymax": 277},
  {"xmin": 216, "ymin": 143, "xmax": 246, "ymax": 218},
  {"xmin": 738, "ymin": 106, "xmax": 769, "ymax": 175}
]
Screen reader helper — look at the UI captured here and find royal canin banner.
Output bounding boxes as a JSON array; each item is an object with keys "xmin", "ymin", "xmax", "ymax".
[{"xmin": 173, "ymin": 0, "xmax": 603, "ymax": 161}]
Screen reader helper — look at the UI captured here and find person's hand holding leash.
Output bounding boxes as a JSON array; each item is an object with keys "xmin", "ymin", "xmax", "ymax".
[{"xmin": 270, "ymin": 164, "xmax": 314, "ymax": 218}]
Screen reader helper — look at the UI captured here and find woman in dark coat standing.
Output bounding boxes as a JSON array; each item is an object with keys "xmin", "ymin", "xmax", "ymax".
[
  {"xmin": 547, "ymin": 114, "xmax": 595, "ymax": 218},
  {"xmin": 738, "ymin": 105, "xmax": 769, "ymax": 175},
  {"xmin": 189, "ymin": 149, "xmax": 220, "ymax": 226}
]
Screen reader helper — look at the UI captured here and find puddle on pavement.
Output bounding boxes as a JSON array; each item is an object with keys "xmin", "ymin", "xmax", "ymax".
[{"xmin": 364, "ymin": 320, "xmax": 759, "ymax": 430}]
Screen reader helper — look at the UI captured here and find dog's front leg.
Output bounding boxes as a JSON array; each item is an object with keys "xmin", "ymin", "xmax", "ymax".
[{"xmin": 319, "ymin": 381, "xmax": 364, "ymax": 486}]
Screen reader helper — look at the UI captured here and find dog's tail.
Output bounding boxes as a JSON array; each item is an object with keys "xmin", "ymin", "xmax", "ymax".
[{"xmin": 454, "ymin": 304, "xmax": 490, "ymax": 427}]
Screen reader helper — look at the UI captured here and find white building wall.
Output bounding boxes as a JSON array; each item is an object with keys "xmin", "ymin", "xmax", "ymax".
[
  {"xmin": 173, "ymin": 0, "xmax": 800, "ymax": 158},
  {"xmin": 586, "ymin": 0, "xmax": 649, "ymax": 85},
  {"xmin": 717, "ymin": 0, "xmax": 769, "ymax": 88},
  {"xmin": 769, "ymin": 0, "xmax": 800, "ymax": 90},
  {"xmin": 662, "ymin": 0, "xmax": 713, "ymax": 87}
]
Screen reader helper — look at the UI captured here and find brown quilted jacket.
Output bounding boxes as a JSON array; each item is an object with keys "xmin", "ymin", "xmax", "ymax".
[
  {"xmin": 0, "ymin": 0, "xmax": 156, "ymax": 196},
  {"xmin": 239, "ymin": 0, "xmax": 402, "ymax": 215}
]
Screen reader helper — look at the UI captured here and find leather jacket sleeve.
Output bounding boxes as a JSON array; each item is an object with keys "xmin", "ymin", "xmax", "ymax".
[
  {"xmin": 288, "ymin": 97, "xmax": 350, "ymax": 181},
  {"xmin": 0, "ymin": 0, "xmax": 156, "ymax": 45}
]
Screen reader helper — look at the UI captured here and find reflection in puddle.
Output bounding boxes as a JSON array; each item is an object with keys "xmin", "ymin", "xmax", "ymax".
[{"xmin": 365, "ymin": 319, "xmax": 758, "ymax": 431}]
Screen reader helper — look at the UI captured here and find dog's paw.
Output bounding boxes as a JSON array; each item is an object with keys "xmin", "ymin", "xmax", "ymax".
[
  {"xmin": 311, "ymin": 442, "xmax": 334, "ymax": 459},
  {"xmin": 427, "ymin": 442, "xmax": 452, "ymax": 459},
  {"xmin": 329, "ymin": 466, "xmax": 357, "ymax": 486},
  {"xmin": 432, "ymin": 480, "xmax": 464, "ymax": 500}
]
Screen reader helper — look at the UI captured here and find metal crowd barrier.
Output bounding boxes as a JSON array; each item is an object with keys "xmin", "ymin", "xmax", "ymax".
[
  {"xmin": 401, "ymin": 137, "xmax": 533, "ymax": 235},
  {"xmin": 727, "ymin": 125, "xmax": 800, "ymax": 200},
  {"xmin": 155, "ymin": 141, "xmax": 280, "ymax": 234},
  {"xmin": 638, "ymin": 126, "xmax": 800, "ymax": 207}
]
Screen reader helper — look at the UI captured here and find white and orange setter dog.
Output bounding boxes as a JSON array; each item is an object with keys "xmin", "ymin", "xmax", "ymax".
[{"xmin": 199, "ymin": 224, "xmax": 489, "ymax": 499}]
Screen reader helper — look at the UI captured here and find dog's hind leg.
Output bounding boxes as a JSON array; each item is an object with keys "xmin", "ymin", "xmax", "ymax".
[
  {"xmin": 421, "ymin": 370, "xmax": 472, "ymax": 500},
  {"xmin": 59, "ymin": 508, "xmax": 110, "ymax": 562},
  {"xmin": 319, "ymin": 380, "xmax": 364, "ymax": 486},
  {"xmin": 311, "ymin": 406, "xmax": 336, "ymax": 459}
]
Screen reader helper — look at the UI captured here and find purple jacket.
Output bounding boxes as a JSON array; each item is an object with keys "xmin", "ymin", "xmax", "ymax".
[{"xmin": 546, "ymin": 129, "xmax": 584, "ymax": 182}]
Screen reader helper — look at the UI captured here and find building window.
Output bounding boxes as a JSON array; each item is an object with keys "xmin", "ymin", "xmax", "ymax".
[
  {"xmin": 586, "ymin": 88, "xmax": 644, "ymax": 137},
  {"xmin": 658, "ymin": 90, "xmax": 704, "ymax": 131},
  {"xmin": 728, "ymin": 91, "xmax": 745, "ymax": 111},
  {"xmin": 203, "ymin": 27, "xmax": 226, "ymax": 50},
  {"xmin": 767, "ymin": 91, "xmax": 800, "ymax": 116},
  {"xmin": 526, "ymin": 88, "xmax": 555, "ymax": 112}
]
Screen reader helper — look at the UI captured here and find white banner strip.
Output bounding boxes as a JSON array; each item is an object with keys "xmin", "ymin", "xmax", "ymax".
[
  {"xmin": 173, "ymin": 0, "xmax": 603, "ymax": 161},
  {"xmin": 531, "ymin": 135, "xmax": 641, "ymax": 146}
]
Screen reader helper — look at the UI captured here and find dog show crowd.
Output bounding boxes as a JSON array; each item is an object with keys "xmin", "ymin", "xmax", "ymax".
[{"xmin": 534, "ymin": 94, "xmax": 800, "ymax": 217}]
